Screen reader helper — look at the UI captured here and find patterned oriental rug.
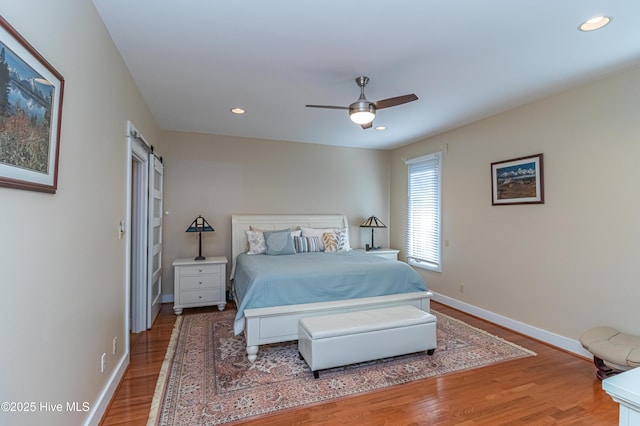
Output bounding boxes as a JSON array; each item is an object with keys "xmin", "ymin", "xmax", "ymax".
[{"xmin": 148, "ymin": 308, "xmax": 535, "ymax": 426}]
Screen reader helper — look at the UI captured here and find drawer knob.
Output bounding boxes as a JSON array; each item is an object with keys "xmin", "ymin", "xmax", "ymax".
[
  {"xmin": 199, "ymin": 281, "xmax": 203, "ymax": 285},
  {"xmin": 198, "ymin": 269, "xmax": 203, "ymax": 272},
  {"xmin": 198, "ymin": 295, "xmax": 203, "ymax": 299}
]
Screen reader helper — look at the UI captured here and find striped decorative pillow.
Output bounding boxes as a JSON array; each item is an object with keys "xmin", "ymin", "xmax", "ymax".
[{"xmin": 294, "ymin": 236, "xmax": 321, "ymax": 253}]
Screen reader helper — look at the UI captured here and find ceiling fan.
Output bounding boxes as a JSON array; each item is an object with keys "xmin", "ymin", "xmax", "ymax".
[{"xmin": 306, "ymin": 76, "xmax": 418, "ymax": 129}]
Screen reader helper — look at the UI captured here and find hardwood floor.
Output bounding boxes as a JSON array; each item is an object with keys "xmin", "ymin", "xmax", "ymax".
[{"xmin": 100, "ymin": 302, "xmax": 619, "ymax": 425}]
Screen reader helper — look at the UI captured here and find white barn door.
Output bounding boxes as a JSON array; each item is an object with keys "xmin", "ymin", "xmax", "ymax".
[{"xmin": 147, "ymin": 153, "xmax": 163, "ymax": 328}]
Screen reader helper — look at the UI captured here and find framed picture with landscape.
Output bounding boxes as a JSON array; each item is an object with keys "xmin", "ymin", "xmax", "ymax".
[
  {"xmin": 0, "ymin": 16, "xmax": 64, "ymax": 194},
  {"xmin": 491, "ymin": 153, "xmax": 544, "ymax": 205}
]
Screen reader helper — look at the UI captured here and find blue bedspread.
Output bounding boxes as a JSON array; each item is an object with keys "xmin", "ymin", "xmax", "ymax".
[{"xmin": 232, "ymin": 251, "xmax": 428, "ymax": 334}]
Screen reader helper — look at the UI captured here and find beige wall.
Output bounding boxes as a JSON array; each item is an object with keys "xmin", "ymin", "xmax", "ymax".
[
  {"xmin": 1, "ymin": 2, "xmax": 638, "ymax": 424},
  {"xmin": 158, "ymin": 131, "xmax": 391, "ymax": 295},
  {"xmin": 391, "ymin": 63, "xmax": 640, "ymax": 342},
  {"xmin": 0, "ymin": 1, "xmax": 159, "ymax": 425}
]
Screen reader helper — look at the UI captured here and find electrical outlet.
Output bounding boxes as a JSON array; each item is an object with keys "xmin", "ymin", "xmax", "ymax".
[
  {"xmin": 112, "ymin": 337, "xmax": 118, "ymax": 355},
  {"xmin": 100, "ymin": 353, "xmax": 106, "ymax": 373}
]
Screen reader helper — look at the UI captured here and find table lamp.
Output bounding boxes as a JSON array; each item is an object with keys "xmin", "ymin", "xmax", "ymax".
[
  {"xmin": 360, "ymin": 215, "xmax": 387, "ymax": 251},
  {"xmin": 185, "ymin": 215, "xmax": 214, "ymax": 260}
]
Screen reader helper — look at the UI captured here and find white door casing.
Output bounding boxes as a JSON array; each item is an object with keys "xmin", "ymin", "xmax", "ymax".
[
  {"xmin": 129, "ymin": 133, "xmax": 149, "ymax": 334},
  {"xmin": 126, "ymin": 121, "xmax": 164, "ymax": 334}
]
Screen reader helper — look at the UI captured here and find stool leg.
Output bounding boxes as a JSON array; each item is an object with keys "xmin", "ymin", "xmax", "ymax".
[{"xmin": 593, "ymin": 356, "xmax": 618, "ymax": 380}]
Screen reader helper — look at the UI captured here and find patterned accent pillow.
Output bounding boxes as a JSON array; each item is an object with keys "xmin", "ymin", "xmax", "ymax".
[
  {"xmin": 294, "ymin": 236, "xmax": 321, "ymax": 253},
  {"xmin": 322, "ymin": 229, "xmax": 349, "ymax": 253},
  {"xmin": 322, "ymin": 232, "xmax": 339, "ymax": 252},
  {"xmin": 334, "ymin": 228, "xmax": 349, "ymax": 252},
  {"xmin": 301, "ymin": 226, "xmax": 351, "ymax": 251},
  {"xmin": 264, "ymin": 229, "xmax": 296, "ymax": 255},
  {"xmin": 245, "ymin": 230, "xmax": 266, "ymax": 255}
]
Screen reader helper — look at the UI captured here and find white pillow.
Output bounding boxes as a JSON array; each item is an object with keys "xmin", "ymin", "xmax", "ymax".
[{"xmin": 250, "ymin": 225, "xmax": 301, "ymax": 237}]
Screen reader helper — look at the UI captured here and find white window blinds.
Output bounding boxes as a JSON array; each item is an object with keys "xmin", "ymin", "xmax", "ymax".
[{"xmin": 406, "ymin": 152, "xmax": 441, "ymax": 272}]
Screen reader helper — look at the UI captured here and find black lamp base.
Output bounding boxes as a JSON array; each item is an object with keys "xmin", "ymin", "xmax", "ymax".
[
  {"xmin": 195, "ymin": 232, "xmax": 206, "ymax": 261},
  {"xmin": 366, "ymin": 228, "xmax": 381, "ymax": 251}
]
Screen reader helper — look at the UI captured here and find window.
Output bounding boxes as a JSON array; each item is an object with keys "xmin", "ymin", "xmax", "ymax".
[{"xmin": 406, "ymin": 152, "xmax": 441, "ymax": 272}]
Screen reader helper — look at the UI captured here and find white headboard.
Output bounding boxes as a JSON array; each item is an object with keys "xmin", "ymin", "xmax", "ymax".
[{"xmin": 230, "ymin": 214, "xmax": 349, "ymax": 277}]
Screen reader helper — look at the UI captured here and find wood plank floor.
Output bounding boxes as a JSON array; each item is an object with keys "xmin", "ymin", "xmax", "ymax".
[{"xmin": 100, "ymin": 302, "xmax": 619, "ymax": 425}]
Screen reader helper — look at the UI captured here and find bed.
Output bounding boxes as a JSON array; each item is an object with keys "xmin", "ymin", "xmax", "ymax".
[{"xmin": 230, "ymin": 214, "xmax": 433, "ymax": 362}]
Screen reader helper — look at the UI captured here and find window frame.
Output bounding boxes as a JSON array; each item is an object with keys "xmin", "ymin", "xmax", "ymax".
[{"xmin": 405, "ymin": 152, "xmax": 442, "ymax": 272}]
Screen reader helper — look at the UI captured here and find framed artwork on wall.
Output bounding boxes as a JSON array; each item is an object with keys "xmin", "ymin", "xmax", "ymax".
[
  {"xmin": 0, "ymin": 16, "xmax": 64, "ymax": 194},
  {"xmin": 491, "ymin": 153, "xmax": 544, "ymax": 205}
]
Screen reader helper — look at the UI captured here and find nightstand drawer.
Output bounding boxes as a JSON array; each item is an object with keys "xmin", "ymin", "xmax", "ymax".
[
  {"xmin": 179, "ymin": 264, "xmax": 222, "ymax": 276},
  {"xmin": 180, "ymin": 274, "xmax": 221, "ymax": 290},
  {"xmin": 179, "ymin": 289, "xmax": 220, "ymax": 305}
]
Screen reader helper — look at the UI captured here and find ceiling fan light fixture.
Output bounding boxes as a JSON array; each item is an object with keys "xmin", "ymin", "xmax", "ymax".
[
  {"xmin": 306, "ymin": 76, "xmax": 417, "ymax": 129},
  {"xmin": 349, "ymin": 102, "xmax": 375, "ymax": 124}
]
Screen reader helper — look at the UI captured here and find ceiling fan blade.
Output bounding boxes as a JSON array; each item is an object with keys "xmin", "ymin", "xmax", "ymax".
[
  {"xmin": 305, "ymin": 104, "xmax": 349, "ymax": 110},
  {"xmin": 361, "ymin": 121, "xmax": 373, "ymax": 130},
  {"xmin": 374, "ymin": 94, "xmax": 418, "ymax": 110}
]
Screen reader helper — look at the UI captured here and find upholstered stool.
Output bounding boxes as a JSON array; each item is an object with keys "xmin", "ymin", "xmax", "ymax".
[
  {"xmin": 298, "ymin": 305, "xmax": 436, "ymax": 379},
  {"xmin": 580, "ymin": 326, "xmax": 640, "ymax": 379}
]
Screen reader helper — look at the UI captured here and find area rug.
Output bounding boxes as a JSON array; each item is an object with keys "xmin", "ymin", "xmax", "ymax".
[{"xmin": 148, "ymin": 309, "xmax": 535, "ymax": 425}]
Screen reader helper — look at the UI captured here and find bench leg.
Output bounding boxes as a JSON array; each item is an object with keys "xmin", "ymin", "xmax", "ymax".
[
  {"xmin": 299, "ymin": 351, "xmax": 319, "ymax": 378},
  {"xmin": 594, "ymin": 356, "xmax": 619, "ymax": 380}
]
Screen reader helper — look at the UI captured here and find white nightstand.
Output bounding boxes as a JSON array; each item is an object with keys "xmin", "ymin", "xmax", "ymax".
[
  {"xmin": 356, "ymin": 248, "xmax": 399, "ymax": 261},
  {"xmin": 172, "ymin": 256, "xmax": 228, "ymax": 315}
]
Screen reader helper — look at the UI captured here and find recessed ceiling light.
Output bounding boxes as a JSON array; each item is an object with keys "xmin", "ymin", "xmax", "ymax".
[
  {"xmin": 230, "ymin": 107, "xmax": 246, "ymax": 114},
  {"xmin": 375, "ymin": 126, "xmax": 387, "ymax": 131},
  {"xmin": 579, "ymin": 16, "xmax": 611, "ymax": 32}
]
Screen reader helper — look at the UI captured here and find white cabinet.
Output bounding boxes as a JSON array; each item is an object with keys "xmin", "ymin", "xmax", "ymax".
[
  {"xmin": 603, "ymin": 368, "xmax": 640, "ymax": 426},
  {"xmin": 356, "ymin": 248, "xmax": 399, "ymax": 261},
  {"xmin": 172, "ymin": 256, "xmax": 227, "ymax": 315}
]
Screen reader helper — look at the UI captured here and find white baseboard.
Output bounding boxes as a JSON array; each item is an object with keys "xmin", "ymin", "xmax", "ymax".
[
  {"xmin": 161, "ymin": 294, "xmax": 174, "ymax": 304},
  {"xmin": 431, "ymin": 292, "xmax": 592, "ymax": 359},
  {"xmin": 84, "ymin": 352, "xmax": 130, "ymax": 426}
]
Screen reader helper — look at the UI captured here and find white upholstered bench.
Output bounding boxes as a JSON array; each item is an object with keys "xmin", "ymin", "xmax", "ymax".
[{"xmin": 298, "ymin": 305, "xmax": 437, "ymax": 378}]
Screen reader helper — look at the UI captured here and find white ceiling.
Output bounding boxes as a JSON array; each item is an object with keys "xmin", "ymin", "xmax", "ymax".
[{"xmin": 92, "ymin": 1, "xmax": 640, "ymax": 150}]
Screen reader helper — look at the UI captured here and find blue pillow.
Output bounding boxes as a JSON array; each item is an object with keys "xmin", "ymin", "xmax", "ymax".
[{"xmin": 263, "ymin": 229, "xmax": 296, "ymax": 255}]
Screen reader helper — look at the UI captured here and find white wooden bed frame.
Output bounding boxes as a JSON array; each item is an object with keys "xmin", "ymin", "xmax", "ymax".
[{"xmin": 231, "ymin": 214, "xmax": 433, "ymax": 362}]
